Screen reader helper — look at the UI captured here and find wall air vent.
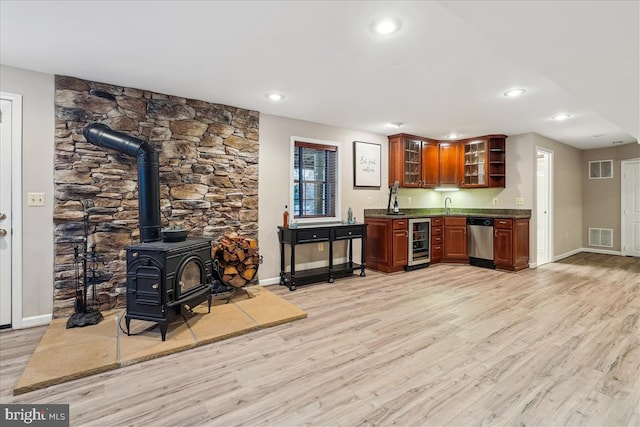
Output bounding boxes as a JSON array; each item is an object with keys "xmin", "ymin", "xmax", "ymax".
[
  {"xmin": 588, "ymin": 228, "xmax": 613, "ymax": 247},
  {"xmin": 589, "ymin": 160, "xmax": 613, "ymax": 179}
]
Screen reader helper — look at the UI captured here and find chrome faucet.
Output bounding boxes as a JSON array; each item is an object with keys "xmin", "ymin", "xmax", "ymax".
[{"xmin": 444, "ymin": 197, "xmax": 452, "ymax": 214}]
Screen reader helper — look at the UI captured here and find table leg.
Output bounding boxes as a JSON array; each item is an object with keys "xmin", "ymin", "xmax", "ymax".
[
  {"xmin": 289, "ymin": 243, "xmax": 296, "ymax": 291},
  {"xmin": 360, "ymin": 227, "xmax": 367, "ymax": 277},
  {"xmin": 279, "ymin": 240, "xmax": 286, "ymax": 285},
  {"xmin": 328, "ymin": 240, "xmax": 334, "ymax": 283}
]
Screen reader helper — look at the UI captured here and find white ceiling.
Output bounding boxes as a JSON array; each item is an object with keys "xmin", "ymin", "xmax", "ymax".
[{"xmin": 1, "ymin": 1, "xmax": 638, "ymax": 150}]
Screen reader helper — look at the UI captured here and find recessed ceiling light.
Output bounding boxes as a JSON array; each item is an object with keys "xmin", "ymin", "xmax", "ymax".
[
  {"xmin": 371, "ymin": 17, "xmax": 401, "ymax": 35},
  {"xmin": 592, "ymin": 133, "xmax": 606, "ymax": 138},
  {"xmin": 388, "ymin": 122, "xmax": 403, "ymax": 129},
  {"xmin": 265, "ymin": 93, "xmax": 285, "ymax": 101},
  {"xmin": 447, "ymin": 133, "xmax": 459, "ymax": 139},
  {"xmin": 552, "ymin": 113, "xmax": 571, "ymax": 121},
  {"xmin": 504, "ymin": 88, "xmax": 527, "ymax": 97}
]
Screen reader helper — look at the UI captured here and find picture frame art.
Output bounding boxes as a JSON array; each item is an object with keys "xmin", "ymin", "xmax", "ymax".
[{"xmin": 353, "ymin": 141, "xmax": 381, "ymax": 188}]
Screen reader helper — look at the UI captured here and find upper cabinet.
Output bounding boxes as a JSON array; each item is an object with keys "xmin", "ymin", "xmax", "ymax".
[
  {"xmin": 437, "ymin": 142, "xmax": 460, "ymax": 188},
  {"xmin": 389, "ymin": 133, "xmax": 506, "ymax": 189},
  {"xmin": 388, "ymin": 134, "xmax": 439, "ymax": 188},
  {"xmin": 460, "ymin": 135, "xmax": 506, "ymax": 188}
]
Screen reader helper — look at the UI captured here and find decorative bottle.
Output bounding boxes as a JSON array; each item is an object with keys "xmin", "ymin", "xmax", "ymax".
[
  {"xmin": 283, "ymin": 205, "xmax": 289, "ymax": 228},
  {"xmin": 393, "ymin": 196, "xmax": 399, "ymax": 213},
  {"xmin": 347, "ymin": 207, "xmax": 353, "ymax": 224}
]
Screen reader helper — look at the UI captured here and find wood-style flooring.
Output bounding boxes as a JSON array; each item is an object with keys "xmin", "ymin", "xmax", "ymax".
[{"xmin": 1, "ymin": 252, "xmax": 639, "ymax": 426}]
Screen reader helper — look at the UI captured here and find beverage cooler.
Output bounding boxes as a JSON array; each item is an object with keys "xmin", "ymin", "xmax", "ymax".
[{"xmin": 408, "ymin": 218, "xmax": 431, "ymax": 270}]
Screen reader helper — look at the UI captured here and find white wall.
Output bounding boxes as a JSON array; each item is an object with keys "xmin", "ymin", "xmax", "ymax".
[{"xmin": 0, "ymin": 65, "xmax": 55, "ymax": 322}]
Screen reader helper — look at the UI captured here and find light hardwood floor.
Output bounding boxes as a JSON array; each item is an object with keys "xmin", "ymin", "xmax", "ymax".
[{"xmin": 1, "ymin": 252, "xmax": 639, "ymax": 426}]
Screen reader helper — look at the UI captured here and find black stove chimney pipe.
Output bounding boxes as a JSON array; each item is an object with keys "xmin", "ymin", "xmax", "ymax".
[{"xmin": 83, "ymin": 123, "xmax": 162, "ymax": 243}]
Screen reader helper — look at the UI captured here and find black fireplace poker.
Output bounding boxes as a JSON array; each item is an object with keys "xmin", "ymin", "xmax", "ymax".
[{"xmin": 66, "ymin": 209, "xmax": 104, "ymax": 329}]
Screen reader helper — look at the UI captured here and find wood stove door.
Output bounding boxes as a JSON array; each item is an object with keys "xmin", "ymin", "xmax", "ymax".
[
  {"xmin": 176, "ymin": 255, "xmax": 206, "ymax": 299},
  {"xmin": 127, "ymin": 265, "xmax": 163, "ymax": 306}
]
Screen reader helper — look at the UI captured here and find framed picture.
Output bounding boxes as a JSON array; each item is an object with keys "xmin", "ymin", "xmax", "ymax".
[{"xmin": 353, "ymin": 141, "xmax": 381, "ymax": 188}]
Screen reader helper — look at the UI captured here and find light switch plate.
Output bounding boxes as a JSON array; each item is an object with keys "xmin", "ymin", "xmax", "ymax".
[
  {"xmin": 28, "ymin": 192, "xmax": 45, "ymax": 206},
  {"xmin": 515, "ymin": 197, "xmax": 524, "ymax": 205}
]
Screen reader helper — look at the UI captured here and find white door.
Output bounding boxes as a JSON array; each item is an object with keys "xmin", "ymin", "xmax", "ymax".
[
  {"xmin": 621, "ymin": 159, "xmax": 640, "ymax": 257},
  {"xmin": 0, "ymin": 99, "xmax": 13, "ymax": 327},
  {"xmin": 536, "ymin": 148, "xmax": 553, "ymax": 265}
]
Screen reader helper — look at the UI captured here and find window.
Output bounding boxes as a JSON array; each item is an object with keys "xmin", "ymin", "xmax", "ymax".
[{"xmin": 291, "ymin": 138, "xmax": 339, "ymax": 222}]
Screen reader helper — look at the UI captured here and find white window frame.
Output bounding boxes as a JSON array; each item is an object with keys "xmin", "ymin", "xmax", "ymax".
[
  {"xmin": 589, "ymin": 159, "xmax": 614, "ymax": 179},
  {"xmin": 290, "ymin": 136, "xmax": 341, "ymax": 225}
]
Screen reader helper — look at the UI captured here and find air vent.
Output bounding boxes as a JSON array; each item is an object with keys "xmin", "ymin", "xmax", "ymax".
[
  {"xmin": 588, "ymin": 228, "xmax": 613, "ymax": 247},
  {"xmin": 589, "ymin": 160, "xmax": 613, "ymax": 179}
]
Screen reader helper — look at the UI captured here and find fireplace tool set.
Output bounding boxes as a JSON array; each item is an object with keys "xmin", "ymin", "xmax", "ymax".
[{"xmin": 66, "ymin": 210, "xmax": 104, "ymax": 328}]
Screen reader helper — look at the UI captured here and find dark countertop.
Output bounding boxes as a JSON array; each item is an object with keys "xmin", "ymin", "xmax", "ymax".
[{"xmin": 364, "ymin": 208, "xmax": 531, "ymax": 219}]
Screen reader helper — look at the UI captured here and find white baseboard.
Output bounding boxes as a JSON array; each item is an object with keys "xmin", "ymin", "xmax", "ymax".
[
  {"xmin": 553, "ymin": 247, "xmax": 622, "ymax": 262},
  {"xmin": 580, "ymin": 247, "xmax": 622, "ymax": 256},
  {"xmin": 552, "ymin": 248, "xmax": 584, "ymax": 262},
  {"xmin": 14, "ymin": 314, "xmax": 52, "ymax": 330},
  {"xmin": 258, "ymin": 277, "xmax": 281, "ymax": 286}
]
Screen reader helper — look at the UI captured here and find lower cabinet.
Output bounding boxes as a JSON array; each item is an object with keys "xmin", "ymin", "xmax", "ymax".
[
  {"xmin": 494, "ymin": 218, "xmax": 529, "ymax": 271},
  {"xmin": 443, "ymin": 216, "xmax": 468, "ymax": 263},
  {"xmin": 365, "ymin": 217, "xmax": 408, "ymax": 273}
]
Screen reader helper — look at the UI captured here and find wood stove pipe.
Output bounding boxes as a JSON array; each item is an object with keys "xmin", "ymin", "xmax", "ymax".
[{"xmin": 83, "ymin": 123, "xmax": 162, "ymax": 243}]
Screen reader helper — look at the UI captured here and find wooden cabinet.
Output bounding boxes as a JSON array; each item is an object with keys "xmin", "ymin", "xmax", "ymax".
[
  {"xmin": 430, "ymin": 216, "xmax": 443, "ymax": 264},
  {"xmin": 461, "ymin": 135, "xmax": 506, "ymax": 188},
  {"xmin": 443, "ymin": 216, "xmax": 468, "ymax": 262},
  {"xmin": 389, "ymin": 133, "xmax": 506, "ymax": 189},
  {"xmin": 494, "ymin": 218, "xmax": 529, "ymax": 271},
  {"xmin": 438, "ymin": 142, "xmax": 460, "ymax": 187},
  {"xmin": 364, "ymin": 217, "xmax": 408, "ymax": 273},
  {"xmin": 388, "ymin": 133, "xmax": 439, "ymax": 188},
  {"xmin": 392, "ymin": 220, "xmax": 409, "ymax": 268}
]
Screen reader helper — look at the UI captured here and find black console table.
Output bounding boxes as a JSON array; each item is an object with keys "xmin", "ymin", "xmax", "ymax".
[{"xmin": 277, "ymin": 223, "xmax": 367, "ymax": 291}]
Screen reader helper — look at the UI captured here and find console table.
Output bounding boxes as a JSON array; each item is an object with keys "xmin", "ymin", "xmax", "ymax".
[{"xmin": 277, "ymin": 223, "xmax": 367, "ymax": 291}]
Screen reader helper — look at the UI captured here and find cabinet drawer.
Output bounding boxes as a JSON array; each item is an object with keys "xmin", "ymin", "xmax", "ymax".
[
  {"xmin": 444, "ymin": 216, "xmax": 467, "ymax": 226},
  {"xmin": 494, "ymin": 218, "xmax": 513, "ymax": 229},
  {"xmin": 432, "ymin": 244, "xmax": 443, "ymax": 257},
  {"xmin": 431, "ymin": 235, "xmax": 443, "ymax": 245},
  {"xmin": 334, "ymin": 226, "xmax": 363, "ymax": 240},
  {"xmin": 431, "ymin": 226, "xmax": 443, "ymax": 236},
  {"xmin": 431, "ymin": 217, "xmax": 443, "ymax": 227},
  {"xmin": 296, "ymin": 228, "xmax": 330, "ymax": 243},
  {"xmin": 393, "ymin": 219, "xmax": 408, "ymax": 230}
]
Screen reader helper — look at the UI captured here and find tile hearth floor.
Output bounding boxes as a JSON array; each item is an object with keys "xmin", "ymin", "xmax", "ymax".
[{"xmin": 13, "ymin": 286, "xmax": 306, "ymax": 395}]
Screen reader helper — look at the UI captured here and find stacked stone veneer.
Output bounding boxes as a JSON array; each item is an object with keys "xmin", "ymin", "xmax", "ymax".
[{"xmin": 53, "ymin": 76, "xmax": 259, "ymax": 317}]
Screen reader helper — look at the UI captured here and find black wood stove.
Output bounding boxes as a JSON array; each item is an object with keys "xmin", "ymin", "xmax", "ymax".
[
  {"xmin": 125, "ymin": 237, "xmax": 213, "ymax": 341},
  {"xmin": 84, "ymin": 123, "xmax": 215, "ymax": 341}
]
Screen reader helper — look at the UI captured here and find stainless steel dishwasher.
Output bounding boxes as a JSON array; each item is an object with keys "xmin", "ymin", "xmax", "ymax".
[{"xmin": 467, "ymin": 217, "xmax": 496, "ymax": 269}]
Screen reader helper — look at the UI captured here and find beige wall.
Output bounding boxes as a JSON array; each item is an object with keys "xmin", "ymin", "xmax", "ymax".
[
  {"xmin": 581, "ymin": 142, "xmax": 640, "ymax": 251},
  {"xmin": 258, "ymin": 114, "xmax": 389, "ymax": 283},
  {"xmin": 532, "ymin": 133, "xmax": 583, "ymax": 258},
  {"xmin": 0, "ymin": 65, "xmax": 55, "ymax": 321},
  {"xmin": 3, "ymin": 63, "xmax": 621, "ymax": 321}
]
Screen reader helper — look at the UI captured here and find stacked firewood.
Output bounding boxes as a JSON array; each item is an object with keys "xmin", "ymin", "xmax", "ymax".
[{"xmin": 212, "ymin": 234, "xmax": 260, "ymax": 288}]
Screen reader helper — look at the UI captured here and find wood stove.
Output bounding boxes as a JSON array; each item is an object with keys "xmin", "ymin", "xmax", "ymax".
[
  {"xmin": 83, "ymin": 123, "xmax": 216, "ymax": 341},
  {"xmin": 125, "ymin": 237, "xmax": 213, "ymax": 341}
]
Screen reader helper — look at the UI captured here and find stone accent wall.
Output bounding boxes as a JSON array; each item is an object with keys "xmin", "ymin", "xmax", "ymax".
[{"xmin": 53, "ymin": 76, "xmax": 259, "ymax": 317}]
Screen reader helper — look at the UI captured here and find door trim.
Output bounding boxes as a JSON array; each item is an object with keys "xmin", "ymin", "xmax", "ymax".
[
  {"xmin": 621, "ymin": 158, "xmax": 640, "ymax": 257},
  {"xmin": 1, "ymin": 92, "xmax": 24, "ymax": 329}
]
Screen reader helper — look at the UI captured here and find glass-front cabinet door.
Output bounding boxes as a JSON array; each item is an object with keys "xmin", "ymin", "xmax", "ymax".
[
  {"xmin": 463, "ymin": 139, "xmax": 487, "ymax": 187},
  {"xmin": 403, "ymin": 138, "xmax": 422, "ymax": 187}
]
